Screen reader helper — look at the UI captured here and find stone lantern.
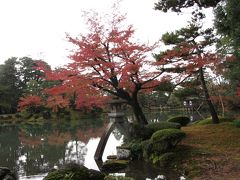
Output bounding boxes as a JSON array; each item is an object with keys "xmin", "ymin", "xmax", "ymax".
[
  {"xmin": 108, "ymin": 98, "xmax": 126, "ymax": 123},
  {"xmin": 94, "ymin": 98, "xmax": 126, "ymax": 162}
]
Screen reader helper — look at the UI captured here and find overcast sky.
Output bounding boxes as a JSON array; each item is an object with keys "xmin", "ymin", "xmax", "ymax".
[{"xmin": 0, "ymin": 0, "xmax": 213, "ymax": 67}]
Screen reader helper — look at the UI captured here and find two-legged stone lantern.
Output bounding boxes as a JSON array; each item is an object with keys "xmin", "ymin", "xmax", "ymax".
[{"xmin": 94, "ymin": 98, "xmax": 126, "ymax": 163}]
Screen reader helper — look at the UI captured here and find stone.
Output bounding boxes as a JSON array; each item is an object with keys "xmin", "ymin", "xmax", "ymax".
[
  {"xmin": 116, "ymin": 146, "xmax": 131, "ymax": 160},
  {"xmin": 107, "ymin": 155, "xmax": 117, "ymax": 160}
]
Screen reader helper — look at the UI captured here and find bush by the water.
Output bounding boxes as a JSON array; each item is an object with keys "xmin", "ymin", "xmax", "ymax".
[
  {"xmin": 121, "ymin": 139, "xmax": 146, "ymax": 160},
  {"xmin": 43, "ymin": 163, "xmax": 105, "ymax": 180},
  {"xmin": 167, "ymin": 116, "xmax": 190, "ymax": 126},
  {"xmin": 146, "ymin": 121, "xmax": 181, "ymax": 132},
  {"xmin": 150, "ymin": 129, "xmax": 186, "ymax": 153},
  {"xmin": 128, "ymin": 123, "xmax": 153, "ymax": 140}
]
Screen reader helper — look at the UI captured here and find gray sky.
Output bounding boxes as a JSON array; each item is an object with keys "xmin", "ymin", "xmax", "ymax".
[{"xmin": 0, "ymin": 0, "xmax": 213, "ymax": 67}]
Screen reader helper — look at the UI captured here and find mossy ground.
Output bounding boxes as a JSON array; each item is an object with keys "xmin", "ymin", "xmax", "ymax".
[
  {"xmin": 101, "ymin": 160, "xmax": 129, "ymax": 173},
  {"xmin": 173, "ymin": 122, "xmax": 240, "ymax": 179}
]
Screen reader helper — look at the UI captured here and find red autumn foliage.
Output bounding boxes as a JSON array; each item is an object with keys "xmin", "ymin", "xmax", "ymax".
[
  {"xmin": 159, "ymin": 43, "xmax": 221, "ymax": 75},
  {"xmin": 36, "ymin": 9, "xmax": 175, "ymax": 124},
  {"xmin": 18, "ymin": 95, "xmax": 44, "ymax": 111}
]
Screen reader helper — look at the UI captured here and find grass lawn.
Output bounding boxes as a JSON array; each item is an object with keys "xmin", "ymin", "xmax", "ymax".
[{"xmin": 177, "ymin": 122, "xmax": 240, "ymax": 179}]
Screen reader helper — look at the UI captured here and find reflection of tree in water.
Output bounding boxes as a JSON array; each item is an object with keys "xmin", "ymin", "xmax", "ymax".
[
  {"xmin": 0, "ymin": 117, "xmax": 108, "ymax": 177},
  {"xmin": 65, "ymin": 140, "xmax": 87, "ymax": 164},
  {"xmin": 17, "ymin": 143, "xmax": 66, "ymax": 176},
  {"xmin": 0, "ymin": 126, "xmax": 20, "ymax": 171}
]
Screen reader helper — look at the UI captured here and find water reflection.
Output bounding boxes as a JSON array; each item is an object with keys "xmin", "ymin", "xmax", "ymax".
[
  {"xmin": 0, "ymin": 113, "xmax": 185, "ymax": 180},
  {"xmin": 0, "ymin": 116, "xmax": 123, "ymax": 179}
]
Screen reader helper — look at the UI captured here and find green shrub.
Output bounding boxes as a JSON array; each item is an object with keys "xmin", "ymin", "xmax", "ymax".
[
  {"xmin": 44, "ymin": 163, "xmax": 104, "ymax": 180},
  {"xmin": 121, "ymin": 139, "xmax": 143, "ymax": 160},
  {"xmin": 19, "ymin": 110, "xmax": 33, "ymax": 119},
  {"xmin": 233, "ymin": 120, "xmax": 240, "ymax": 128},
  {"xmin": 150, "ymin": 129, "xmax": 186, "ymax": 153},
  {"xmin": 128, "ymin": 123, "xmax": 153, "ymax": 140},
  {"xmin": 150, "ymin": 152, "xmax": 176, "ymax": 167},
  {"xmin": 146, "ymin": 121, "xmax": 181, "ymax": 133},
  {"xmin": 167, "ymin": 116, "xmax": 190, "ymax": 126},
  {"xmin": 141, "ymin": 140, "xmax": 152, "ymax": 159}
]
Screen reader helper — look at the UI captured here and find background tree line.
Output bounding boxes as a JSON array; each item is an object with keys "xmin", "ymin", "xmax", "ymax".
[
  {"xmin": 0, "ymin": 57, "xmax": 50, "ymax": 114},
  {"xmin": 1, "ymin": 0, "xmax": 239, "ymax": 120}
]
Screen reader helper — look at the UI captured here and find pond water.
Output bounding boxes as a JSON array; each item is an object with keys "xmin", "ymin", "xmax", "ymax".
[{"xmin": 0, "ymin": 112, "xmax": 189, "ymax": 180}]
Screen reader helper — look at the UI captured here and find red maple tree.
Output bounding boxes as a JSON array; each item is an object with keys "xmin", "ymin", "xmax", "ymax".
[
  {"xmin": 18, "ymin": 95, "xmax": 44, "ymax": 112},
  {"xmin": 37, "ymin": 9, "xmax": 177, "ymax": 125}
]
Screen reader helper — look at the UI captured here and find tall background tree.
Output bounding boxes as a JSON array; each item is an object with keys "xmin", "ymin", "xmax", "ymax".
[
  {"xmin": 154, "ymin": 0, "xmax": 222, "ymax": 12},
  {"xmin": 154, "ymin": 0, "xmax": 240, "ymax": 108},
  {"xmin": 214, "ymin": 0, "xmax": 240, "ymax": 95},
  {"xmin": 156, "ymin": 9, "xmax": 221, "ymax": 123},
  {"xmin": 0, "ymin": 57, "xmax": 50, "ymax": 114},
  {"xmin": 0, "ymin": 57, "xmax": 20, "ymax": 113}
]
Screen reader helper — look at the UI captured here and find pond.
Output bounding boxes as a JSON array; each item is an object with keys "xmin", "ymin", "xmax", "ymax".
[{"xmin": 0, "ymin": 113, "xmax": 188, "ymax": 180}]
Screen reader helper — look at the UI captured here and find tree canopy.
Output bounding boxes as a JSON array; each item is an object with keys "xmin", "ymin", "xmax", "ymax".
[
  {"xmin": 154, "ymin": 0, "xmax": 222, "ymax": 12},
  {"xmin": 34, "ymin": 9, "xmax": 190, "ymax": 125},
  {"xmin": 0, "ymin": 57, "xmax": 50, "ymax": 114},
  {"xmin": 156, "ymin": 8, "xmax": 221, "ymax": 123},
  {"xmin": 214, "ymin": 0, "xmax": 240, "ymax": 94}
]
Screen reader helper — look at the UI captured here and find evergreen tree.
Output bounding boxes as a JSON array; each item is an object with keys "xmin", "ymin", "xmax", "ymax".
[
  {"xmin": 157, "ymin": 10, "xmax": 220, "ymax": 123},
  {"xmin": 0, "ymin": 57, "xmax": 20, "ymax": 113},
  {"xmin": 214, "ymin": 0, "xmax": 240, "ymax": 92}
]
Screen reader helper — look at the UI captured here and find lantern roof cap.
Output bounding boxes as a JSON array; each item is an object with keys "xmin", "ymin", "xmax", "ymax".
[{"xmin": 108, "ymin": 98, "xmax": 127, "ymax": 104}]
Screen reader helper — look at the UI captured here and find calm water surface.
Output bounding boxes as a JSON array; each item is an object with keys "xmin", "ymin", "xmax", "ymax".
[{"xmin": 0, "ymin": 113, "xmax": 185, "ymax": 180}]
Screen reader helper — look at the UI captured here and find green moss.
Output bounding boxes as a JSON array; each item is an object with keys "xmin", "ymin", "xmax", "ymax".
[
  {"xmin": 194, "ymin": 117, "xmax": 233, "ymax": 125},
  {"xmin": 167, "ymin": 116, "xmax": 190, "ymax": 126},
  {"xmin": 101, "ymin": 160, "xmax": 129, "ymax": 172},
  {"xmin": 150, "ymin": 129, "xmax": 186, "ymax": 153},
  {"xmin": 146, "ymin": 121, "xmax": 181, "ymax": 132}
]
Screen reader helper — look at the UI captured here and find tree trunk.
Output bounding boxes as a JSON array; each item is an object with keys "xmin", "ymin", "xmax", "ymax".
[
  {"xmin": 199, "ymin": 68, "xmax": 219, "ymax": 124},
  {"xmin": 130, "ymin": 98, "xmax": 148, "ymax": 125}
]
